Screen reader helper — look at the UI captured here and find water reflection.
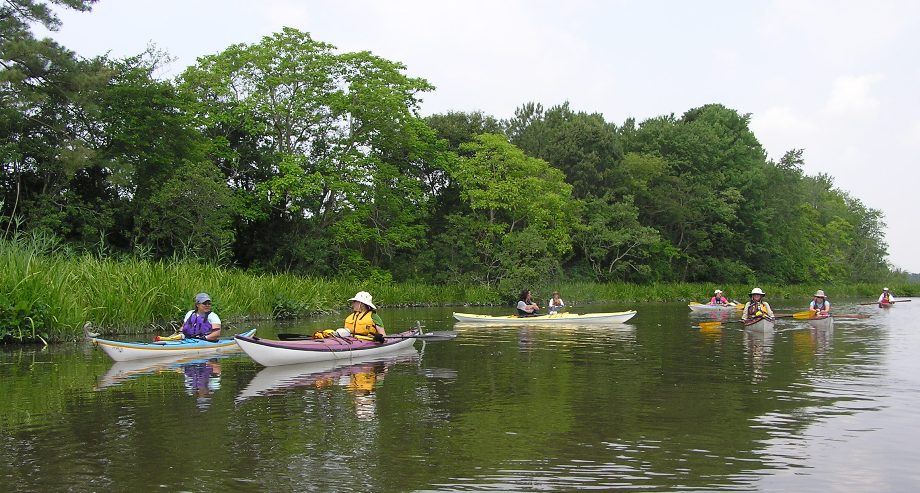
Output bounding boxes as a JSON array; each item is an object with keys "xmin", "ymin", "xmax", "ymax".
[
  {"xmin": 1, "ymin": 302, "xmax": 916, "ymax": 492},
  {"xmin": 94, "ymin": 354, "xmax": 229, "ymax": 411},
  {"xmin": 236, "ymin": 347, "xmax": 422, "ymax": 418},
  {"xmin": 183, "ymin": 359, "xmax": 222, "ymax": 410},
  {"xmin": 743, "ymin": 326, "xmax": 775, "ymax": 382}
]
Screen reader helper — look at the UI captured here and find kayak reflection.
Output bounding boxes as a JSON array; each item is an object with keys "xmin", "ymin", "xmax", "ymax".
[
  {"xmin": 95, "ymin": 354, "xmax": 230, "ymax": 410},
  {"xmin": 236, "ymin": 347, "xmax": 422, "ymax": 419}
]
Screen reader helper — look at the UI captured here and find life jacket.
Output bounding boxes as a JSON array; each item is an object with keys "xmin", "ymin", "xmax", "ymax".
[
  {"xmin": 747, "ymin": 302, "xmax": 767, "ymax": 318},
  {"xmin": 182, "ymin": 312, "xmax": 213, "ymax": 338},
  {"xmin": 881, "ymin": 293, "xmax": 890, "ymax": 303},
  {"xmin": 710, "ymin": 296, "xmax": 728, "ymax": 305},
  {"xmin": 345, "ymin": 311, "xmax": 379, "ymax": 336},
  {"xmin": 812, "ymin": 299, "xmax": 827, "ymax": 310}
]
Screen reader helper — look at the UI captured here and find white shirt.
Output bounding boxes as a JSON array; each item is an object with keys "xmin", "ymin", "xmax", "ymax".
[{"xmin": 184, "ymin": 310, "xmax": 222, "ymax": 325}]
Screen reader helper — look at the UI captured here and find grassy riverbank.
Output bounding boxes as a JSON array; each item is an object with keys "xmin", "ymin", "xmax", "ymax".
[{"xmin": 1, "ymin": 236, "xmax": 914, "ymax": 343}]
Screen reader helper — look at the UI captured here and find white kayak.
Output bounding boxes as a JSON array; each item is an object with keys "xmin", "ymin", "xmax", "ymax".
[
  {"xmin": 688, "ymin": 302, "xmax": 742, "ymax": 312},
  {"xmin": 742, "ymin": 317, "xmax": 775, "ymax": 332},
  {"xmin": 452, "ymin": 310, "xmax": 636, "ymax": 325},
  {"xmin": 234, "ymin": 328, "xmax": 419, "ymax": 367},
  {"xmin": 806, "ymin": 314, "xmax": 834, "ymax": 330},
  {"xmin": 90, "ymin": 329, "xmax": 255, "ymax": 362}
]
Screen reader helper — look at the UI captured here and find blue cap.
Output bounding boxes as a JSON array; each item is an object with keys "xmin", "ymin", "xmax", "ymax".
[{"xmin": 194, "ymin": 293, "xmax": 211, "ymax": 303}]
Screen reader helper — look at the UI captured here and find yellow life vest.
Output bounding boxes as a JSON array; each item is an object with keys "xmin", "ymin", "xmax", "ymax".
[{"xmin": 344, "ymin": 311, "xmax": 379, "ymax": 336}]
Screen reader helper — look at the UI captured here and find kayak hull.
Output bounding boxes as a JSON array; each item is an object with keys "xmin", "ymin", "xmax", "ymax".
[
  {"xmin": 879, "ymin": 302, "xmax": 893, "ymax": 308},
  {"xmin": 91, "ymin": 329, "xmax": 256, "ymax": 362},
  {"xmin": 807, "ymin": 315, "xmax": 834, "ymax": 330},
  {"xmin": 743, "ymin": 317, "xmax": 775, "ymax": 332},
  {"xmin": 452, "ymin": 311, "xmax": 637, "ymax": 325},
  {"xmin": 235, "ymin": 329, "xmax": 419, "ymax": 367},
  {"xmin": 688, "ymin": 303, "xmax": 741, "ymax": 312}
]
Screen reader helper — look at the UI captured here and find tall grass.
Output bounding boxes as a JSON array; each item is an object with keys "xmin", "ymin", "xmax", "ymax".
[{"xmin": 1, "ymin": 234, "xmax": 914, "ymax": 342}]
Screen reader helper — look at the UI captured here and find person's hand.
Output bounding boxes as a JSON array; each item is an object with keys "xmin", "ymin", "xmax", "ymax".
[{"xmin": 373, "ymin": 333, "xmax": 385, "ymax": 343}]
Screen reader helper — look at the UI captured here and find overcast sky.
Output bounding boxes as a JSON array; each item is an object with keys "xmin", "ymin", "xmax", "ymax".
[{"xmin": 45, "ymin": 0, "xmax": 920, "ymax": 273}]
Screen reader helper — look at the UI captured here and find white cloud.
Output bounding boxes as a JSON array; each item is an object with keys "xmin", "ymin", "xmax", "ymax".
[{"xmin": 824, "ymin": 74, "xmax": 883, "ymax": 115}]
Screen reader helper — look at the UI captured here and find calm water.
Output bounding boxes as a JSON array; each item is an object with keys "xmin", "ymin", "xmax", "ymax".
[{"xmin": 1, "ymin": 300, "xmax": 918, "ymax": 492}]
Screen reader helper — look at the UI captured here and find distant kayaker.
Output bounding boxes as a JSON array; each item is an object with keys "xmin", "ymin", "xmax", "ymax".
[
  {"xmin": 742, "ymin": 288, "xmax": 774, "ymax": 320},
  {"xmin": 345, "ymin": 291, "xmax": 386, "ymax": 342},
  {"xmin": 878, "ymin": 287, "xmax": 897, "ymax": 304},
  {"xmin": 809, "ymin": 290, "xmax": 831, "ymax": 315},
  {"xmin": 182, "ymin": 292, "xmax": 222, "ymax": 341},
  {"xmin": 547, "ymin": 291, "xmax": 566, "ymax": 314},
  {"xmin": 516, "ymin": 289, "xmax": 540, "ymax": 316},
  {"xmin": 709, "ymin": 289, "xmax": 729, "ymax": 305}
]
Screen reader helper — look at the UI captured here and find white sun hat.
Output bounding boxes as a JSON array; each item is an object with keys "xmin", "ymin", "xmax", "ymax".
[
  {"xmin": 814, "ymin": 290, "xmax": 826, "ymax": 297},
  {"xmin": 750, "ymin": 287, "xmax": 766, "ymax": 296},
  {"xmin": 348, "ymin": 291, "xmax": 377, "ymax": 310}
]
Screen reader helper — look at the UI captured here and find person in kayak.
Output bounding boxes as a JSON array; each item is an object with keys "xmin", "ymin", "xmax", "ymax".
[
  {"xmin": 742, "ymin": 288, "xmax": 774, "ymax": 321},
  {"xmin": 345, "ymin": 291, "xmax": 386, "ymax": 342},
  {"xmin": 809, "ymin": 290, "xmax": 831, "ymax": 316},
  {"xmin": 517, "ymin": 289, "xmax": 541, "ymax": 316},
  {"xmin": 709, "ymin": 289, "xmax": 729, "ymax": 305},
  {"xmin": 182, "ymin": 292, "xmax": 222, "ymax": 341},
  {"xmin": 878, "ymin": 287, "xmax": 897, "ymax": 304},
  {"xmin": 547, "ymin": 291, "xmax": 566, "ymax": 314}
]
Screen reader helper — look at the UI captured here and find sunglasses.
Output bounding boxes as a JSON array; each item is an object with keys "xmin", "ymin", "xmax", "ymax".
[{"xmin": 200, "ymin": 301, "xmax": 212, "ymax": 305}]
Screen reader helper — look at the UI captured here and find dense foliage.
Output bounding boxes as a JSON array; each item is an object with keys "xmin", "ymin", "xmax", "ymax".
[{"xmin": 1, "ymin": 2, "xmax": 901, "ymax": 300}]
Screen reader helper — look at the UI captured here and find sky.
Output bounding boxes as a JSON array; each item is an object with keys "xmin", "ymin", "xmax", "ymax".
[{"xmin": 42, "ymin": 0, "xmax": 920, "ymax": 273}]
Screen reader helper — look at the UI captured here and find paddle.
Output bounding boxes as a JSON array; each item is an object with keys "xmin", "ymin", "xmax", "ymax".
[
  {"xmin": 858, "ymin": 299, "xmax": 911, "ymax": 305},
  {"xmin": 697, "ymin": 310, "xmax": 811, "ymax": 330},
  {"xmin": 276, "ymin": 331, "xmax": 457, "ymax": 342}
]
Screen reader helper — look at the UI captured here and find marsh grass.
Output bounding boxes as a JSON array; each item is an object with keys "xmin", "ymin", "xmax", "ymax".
[{"xmin": 1, "ymin": 235, "xmax": 913, "ymax": 342}]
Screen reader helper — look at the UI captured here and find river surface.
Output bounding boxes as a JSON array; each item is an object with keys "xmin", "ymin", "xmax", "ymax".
[{"xmin": 1, "ymin": 300, "xmax": 918, "ymax": 492}]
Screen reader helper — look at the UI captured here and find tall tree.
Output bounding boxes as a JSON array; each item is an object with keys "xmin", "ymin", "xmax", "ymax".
[
  {"xmin": 179, "ymin": 28, "xmax": 442, "ymax": 277},
  {"xmin": 436, "ymin": 133, "xmax": 575, "ymax": 290}
]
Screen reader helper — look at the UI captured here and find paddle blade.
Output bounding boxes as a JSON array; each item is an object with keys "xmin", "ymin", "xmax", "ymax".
[
  {"xmin": 697, "ymin": 322, "xmax": 723, "ymax": 330},
  {"xmin": 792, "ymin": 310, "xmax": 819, "ymax": 320},
  {"xmin": 387, "ymin": 331, "xmax": 457, "ymax": 341}
]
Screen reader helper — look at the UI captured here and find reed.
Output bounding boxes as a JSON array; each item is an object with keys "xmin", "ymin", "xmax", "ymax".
[{"xmin": 1, "ymin": 235, "xmax": 914, "ymax": 343}]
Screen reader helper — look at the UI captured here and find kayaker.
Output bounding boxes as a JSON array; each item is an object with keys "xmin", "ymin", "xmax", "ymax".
[
  {"xmin": 709, "ymin": 289, "xmax": 729, "ymax": 305},
  {"xmin": 742, "ymin": 288, "xmax": 774, "ymax": 321},
  {"xmin": 878, "ymin": 287, "xmax": 897, "ymax": 304},
  {"xmin": 345, "ymin": 291, "xmax": 386, "ymax": 342},
  {"xmin": 547, "ymin": 291, "xmax": 566, "ymax": 314},
  {"xmin": 809, "ymin": 290, "xmax": 831, "ymax": 315},
  {"xmin": 181, "ymin": 292, "xmax": 222, "ymax": 341},
  {"xmin": 516, "ymin": 289, "xmax": 540, "ymax": 316}
]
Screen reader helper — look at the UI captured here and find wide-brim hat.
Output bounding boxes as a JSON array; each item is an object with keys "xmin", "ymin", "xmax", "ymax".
[
  {"xmin": 348, "ymin": 291, "xmax": 377, "ymax": 310},
  {"xmin": 750, "ymin": 287, "xmax": 766, "ymax": 296},
  {"xmin": 814, "ymin": 290, "xmax": 826, "ymax": 298},
  {"xmin": 714, "ymin": 289, "xmax": 723, "ymax": 294}
]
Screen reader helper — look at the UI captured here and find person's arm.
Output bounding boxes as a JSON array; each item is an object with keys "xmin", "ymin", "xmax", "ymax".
[
  {"xmin": 207, "ymin": 313, "xmax": 222, "ymax": 339},
  {"xmin": 372, "ymin": 313, "xmax": 386, "ymax": 335},
  {"xmin": 764, "ymin": 303, "xmax": 775, "ymax": 318},
  {"xmin": 742, "ymin": 303, "xmax": 751, "ymax": 320}
]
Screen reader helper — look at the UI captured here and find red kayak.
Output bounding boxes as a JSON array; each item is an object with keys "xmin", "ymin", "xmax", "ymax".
[{"xmin": 879, "ymin": 302, "xmax": 894, "ymax": 308}]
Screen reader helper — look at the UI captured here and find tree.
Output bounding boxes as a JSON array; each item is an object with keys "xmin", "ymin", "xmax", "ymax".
[
  {"xmin": 438, "ymin": 133, "xmax": 575, "ymax": 290},
  {"xmin": 179, "ymin": 28, "xmax": 442, "ymax": 277}
]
